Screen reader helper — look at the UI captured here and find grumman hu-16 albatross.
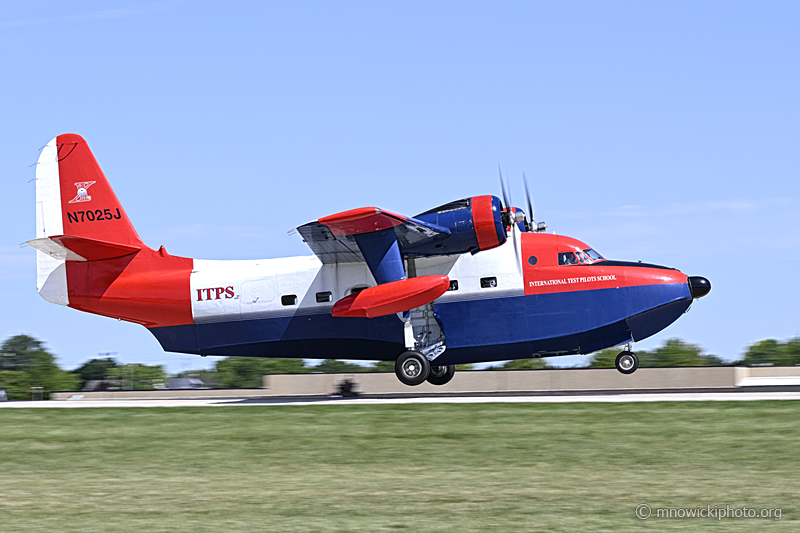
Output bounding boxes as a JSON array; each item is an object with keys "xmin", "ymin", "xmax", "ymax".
[{"xmin": 30, "ymin": 134, "xmax": 711, "ymax": 386}]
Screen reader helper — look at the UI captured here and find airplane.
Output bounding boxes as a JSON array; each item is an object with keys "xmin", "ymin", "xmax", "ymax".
[{"xmin": 29, "ymin": 134, "xmax": 711, "ymax": 386}]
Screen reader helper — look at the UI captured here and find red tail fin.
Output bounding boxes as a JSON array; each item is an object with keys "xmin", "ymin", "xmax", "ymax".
[{"xmin": 56, "ymin": 134, "xmax": 143, "ymax": 247}]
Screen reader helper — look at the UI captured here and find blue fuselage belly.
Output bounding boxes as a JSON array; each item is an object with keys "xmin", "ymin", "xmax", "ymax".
[{"xmin": 149, "ymin": 283, "xmax": 691, "ymax": 364}]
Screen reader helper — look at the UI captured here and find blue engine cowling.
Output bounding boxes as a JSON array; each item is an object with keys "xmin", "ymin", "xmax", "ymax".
[{"xmin": 405, "ymin": 195, "xmax": 507, "ymax": 257}]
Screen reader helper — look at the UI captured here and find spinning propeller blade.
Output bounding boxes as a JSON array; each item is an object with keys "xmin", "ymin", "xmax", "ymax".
[
  {"xmin": 497, "ymin": 165, "xmax": 522, "ymax": 274},
  {"xmin": 523, "ymin": 172, "xmax": 534, "ymax": 232},
  {"xmin": 522, "ymin": 171, "xmax": 547, "ymax": 233}
]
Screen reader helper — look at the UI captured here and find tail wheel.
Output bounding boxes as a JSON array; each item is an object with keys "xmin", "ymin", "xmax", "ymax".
[
  {"xmin": 615, "ymin": 351, "xmax": 639, "ymax": 374},
  {"xmin": 427, "ymin": 365, "xmax": 455, "ymax": 386},
  {"xmin": 395, "ymin": 350, "xmax": 430, "ymax": 386}
]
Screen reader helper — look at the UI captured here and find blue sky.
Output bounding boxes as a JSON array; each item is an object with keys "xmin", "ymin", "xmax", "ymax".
[{"xmin": 1, "ymin": 1, "xmax": 798, "ymax": 373}]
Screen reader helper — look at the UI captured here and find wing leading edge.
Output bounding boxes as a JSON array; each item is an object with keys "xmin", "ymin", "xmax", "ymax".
[{"xmin": 296, "ymin": 207, "xmax": 450, "ymax": 266}]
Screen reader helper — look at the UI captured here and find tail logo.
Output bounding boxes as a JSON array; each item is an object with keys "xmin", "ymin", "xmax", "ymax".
[{"xmin": 69, "ymin": 181, "xmax": 97, "ymax": 204}]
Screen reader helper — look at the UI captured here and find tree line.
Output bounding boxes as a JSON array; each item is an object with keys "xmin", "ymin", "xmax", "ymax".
[{"xmin": 1, "ymin": 334, "xmax": 798, "ymax": 399}]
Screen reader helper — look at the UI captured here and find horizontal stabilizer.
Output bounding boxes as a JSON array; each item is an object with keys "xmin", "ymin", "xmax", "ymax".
[
  {"xmin": 331, "ymin": 275, "xmax": 449, "ymax": 318},
  {"xmin": 27, "ymin": 235, "xmax": 141, "ymax": 262}
]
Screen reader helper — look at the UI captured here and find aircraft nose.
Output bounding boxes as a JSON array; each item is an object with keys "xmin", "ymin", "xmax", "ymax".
[{"xmin": 688, "ymin": 276, "xmax": 711, "ymax": 299}]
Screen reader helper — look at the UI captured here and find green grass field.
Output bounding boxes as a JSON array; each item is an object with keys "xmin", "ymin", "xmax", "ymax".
[{"xmin": 0, "ymin": 402, "xmax": 797, "ymax": 532}]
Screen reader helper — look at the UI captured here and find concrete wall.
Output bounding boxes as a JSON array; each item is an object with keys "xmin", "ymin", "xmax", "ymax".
[
  {"xmin": 264, "ymin": 367, "xmax": 740, "ymax": 397},
  {"xmin": 50, "ymin": 366, "xmax": 800, "ymax": 401},
  {"xmin": 50, "ymin": 388, "xmax": 271, "ymax": 401}
]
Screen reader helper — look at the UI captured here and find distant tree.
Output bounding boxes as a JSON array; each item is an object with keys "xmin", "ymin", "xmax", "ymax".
[
  {"xmin": 372, "ymin": 361, "xmax": 395, "ymax": 372},
  {"xmin": 0, "ymin": 371, "xmax": 32, "ymax": 401},
  {"xmin": 588, "ymin": 339, "xmax": 725, "ymax": 368},
  {"xmin": 74, "ymin": 357, "xmax": 119, "ymax": 388},
  {"xmin": 647, "ymin": 339, "xmax": 722, "ymax": 367},
  {"xmin": 741, "ymin": 338, "xmax": 800, "ymax": 366},
  {"xmin": 0, "ymin": 335, "xmax": 80, "ymax": 400},
  {"xmin": 501, "ymin": 359, "xmax": 550, "ymax": 370},
  {"xmin": 587, "ymin": 349, "xmax": 620, "ymax": 369},
  {"xmin": 786, "ymin": 338, "xmax": 800, "ymax": 365},
  {"xmin": 311, "ymin": 359, "xmax": 370, "ymax": 373},
  {"xmin": 108, "ymin": 363, "xmax": 167, "ymax": 390},
  {"xmin": 215, "ymin": 357, "xmax": 309, "ymax": 388}
]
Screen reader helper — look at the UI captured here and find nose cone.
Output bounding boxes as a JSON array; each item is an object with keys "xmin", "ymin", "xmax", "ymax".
[{"xmin": 688, "ymin": 276, "xmax": 711, "ymax": 299}]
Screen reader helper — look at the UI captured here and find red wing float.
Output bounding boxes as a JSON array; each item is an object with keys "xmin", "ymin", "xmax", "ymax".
[{"xmin": 30, "ymin": 135, "xmax": 711, "ymax": 385}]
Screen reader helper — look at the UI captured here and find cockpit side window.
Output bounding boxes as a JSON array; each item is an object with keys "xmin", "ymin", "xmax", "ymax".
[{"xmin": 558, "ymin": 252, "xmax": 578, "ymax": 265}]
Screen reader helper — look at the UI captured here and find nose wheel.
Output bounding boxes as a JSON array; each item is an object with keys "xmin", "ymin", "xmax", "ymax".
[{"xmin": 615, "ymin": 351, "xmax": 639, "ymax": 374}]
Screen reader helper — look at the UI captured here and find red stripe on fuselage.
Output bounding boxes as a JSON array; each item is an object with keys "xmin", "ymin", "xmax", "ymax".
[
  {"xmin": 523, "ymin": 263, "xmax": 687, "ymax": 295},
  {"xmin": 66, "ymin": 247, "xmax": 194, "ymax": 327},
  {"xmin": 521, "ymin": 232, "xmax": 688, "ymax": 295},
  {"xmin": 471, "ymin": 195, "xmax": 500, "ymax": 250}
]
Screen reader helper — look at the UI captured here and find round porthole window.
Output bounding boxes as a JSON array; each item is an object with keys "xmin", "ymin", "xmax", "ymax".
[{"xmin": 527, "ymin": 256, "xmax": 538, "ymax": 266}]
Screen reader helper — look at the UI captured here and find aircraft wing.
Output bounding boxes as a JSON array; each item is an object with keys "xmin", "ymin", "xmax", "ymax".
[
  {"xmin": 296, "ymin": 207, "xmax": 453, "ymax": 318},
  {"xmin": 296, "ymin": 207, "xmax": 450, "ymax": 265}
]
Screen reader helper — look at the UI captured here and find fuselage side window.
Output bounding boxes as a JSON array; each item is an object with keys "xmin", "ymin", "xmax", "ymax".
[
  {"xmin": 448, "ymin": 280, "xmax": 459, "ymax": 291},
  {"xmin": 480, "ymin": 276, "xmax": 497, "ymax": 288},
  {"xmin": 281, "ymin": 294, "xmax": 298, "ymax": 306},
  {"xmin": 316, "ymin": 291, "xmax": 332, "ymax": 303}
]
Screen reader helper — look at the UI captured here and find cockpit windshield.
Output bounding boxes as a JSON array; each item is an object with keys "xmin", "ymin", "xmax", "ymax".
[
  {"xmin": 583, "ymin": 248, "xmax": 604, "ymax": 261},
  {"xmin": 559, "ymin": 248, "xmax": 605, "ymax": 266}
]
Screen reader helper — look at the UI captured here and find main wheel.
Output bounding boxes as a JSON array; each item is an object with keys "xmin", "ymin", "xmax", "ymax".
[
  {"xmin": 427, "ymin": 365, "xmax": 455, "ymax": 386},
  {"xmin": 615, "ymin": 351, "xmax": 639, "ymax": 374},
  {"xmin": 395, "ymin": 351, "xmax": 430, "ymax": 386}
]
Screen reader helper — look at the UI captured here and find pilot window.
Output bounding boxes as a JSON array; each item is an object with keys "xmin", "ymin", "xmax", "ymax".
[
  {"xmin": 583, "ymin": 248, "xmax": 604, "ymax": 261},
  {"xmin": 316, "ymin": 291, "xmax": 332, "ymax": 303},
  {"xmin": 480, "ymin": 277, "xmax": 497, "ymax": 288},
  {"xmin": 448, "ymin": 280, "xmax": 459, "ymax": 291},
  {"xmin": 281, "ymin": 294, "xmax": 298, "ymax": 306},
  {"xmin": 558, "ymin": 252, "xmax": 578, "ymax": 266}
]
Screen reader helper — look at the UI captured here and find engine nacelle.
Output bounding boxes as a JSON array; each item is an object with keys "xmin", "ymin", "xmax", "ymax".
[{"xmin": 407, "ymin": 195, "xmax": 507, "ymax": 257}]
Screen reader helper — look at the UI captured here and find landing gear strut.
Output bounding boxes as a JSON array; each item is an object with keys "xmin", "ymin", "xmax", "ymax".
[
  {"xmin": 395, "ymin": 350, "xmax": 430, "ymax": 386},
  {"xmin": 615, "ymin": 351, "xmax": 639, "ymax": 374}
]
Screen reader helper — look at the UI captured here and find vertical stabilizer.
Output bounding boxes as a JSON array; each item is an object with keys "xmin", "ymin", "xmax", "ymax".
[
  {"xmin": 54, "ymin": 134, "xmax": 143, "ymax": 247},
  {"xmin": 31, "ymin": 134, "xmax": 193, "ymax": 329},
  {"xmin": 33, "ymin": 134, "xmax": 146, "ymax": 305}
]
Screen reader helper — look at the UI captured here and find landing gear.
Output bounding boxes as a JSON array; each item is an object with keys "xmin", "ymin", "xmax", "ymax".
[
  {"xmin": 395, "ymin": 350, "xmax": 430, "ymax": 386},
  {"xmin": 427, "ymin": 365, "xmax": 455, "ymax": 386},
  {"xmin": 615, "ymin": 351, "xmax": 639, "ymax": 374}
]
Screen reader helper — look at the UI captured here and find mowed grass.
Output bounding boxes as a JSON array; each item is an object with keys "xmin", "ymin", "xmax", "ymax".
[{"xmin": 0, "ymin": 402, "xmax": 798, "ymax": 532}]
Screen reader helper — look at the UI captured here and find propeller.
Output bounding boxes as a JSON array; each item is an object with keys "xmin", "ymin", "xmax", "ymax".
[
  {"xmin": 498, "ymin": 165, "xmax": 523, "ymax": 274},
  {"xmin": 522, "ymin": 172, "xmax": 547, "ymax": 233}
]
